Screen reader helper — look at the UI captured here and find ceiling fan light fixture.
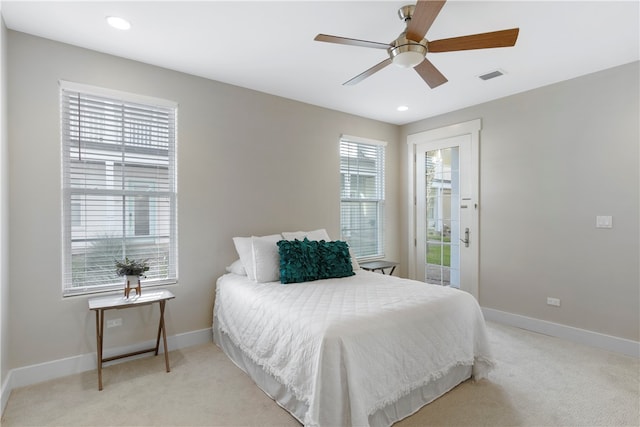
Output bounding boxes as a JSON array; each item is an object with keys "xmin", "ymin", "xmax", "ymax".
[
  {"xmin": 389, "ymin": 36, "xmax": 427, "ymax": 68},
  {"xmin": 391, "ymin": 50, "xmax": 425, "ymax": 68}
]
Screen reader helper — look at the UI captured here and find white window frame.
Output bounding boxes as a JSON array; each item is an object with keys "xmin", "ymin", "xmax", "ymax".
[
  {"xmin": 60, "ymin": 81, "xmax": 178, "ymax": 296},
  {"xmin": 339, "ymin": 134, "xmax": 386, "ymax": 260}
]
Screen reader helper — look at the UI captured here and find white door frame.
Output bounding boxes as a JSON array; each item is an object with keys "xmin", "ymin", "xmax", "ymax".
[{"xmin": 407, "ymin": 119, "xmax": 481, "ymax": 298}]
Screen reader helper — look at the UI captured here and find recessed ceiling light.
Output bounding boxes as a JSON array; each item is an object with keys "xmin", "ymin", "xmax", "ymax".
[
  {"xmin": 397, "ymin": 105, "xmax": 409, "ymax": 112},
  {"xmin": 106, "ymin": 16, "xmax": 131, "ymax": 30}
]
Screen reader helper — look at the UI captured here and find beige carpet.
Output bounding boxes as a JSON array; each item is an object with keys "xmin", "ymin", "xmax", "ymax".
[{"xmin": 2, "ymin": 322, "xmax": 639, "ymax": 426}]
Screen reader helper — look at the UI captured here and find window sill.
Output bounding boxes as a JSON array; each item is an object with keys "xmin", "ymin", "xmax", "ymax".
[{"xmin": 63, "ymin": 279, "xmax": 178, "ymax": 298}]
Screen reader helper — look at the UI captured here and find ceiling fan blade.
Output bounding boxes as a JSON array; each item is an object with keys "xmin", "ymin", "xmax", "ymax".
[
  {"xmin": 314, "ymin": 34, "xmax": 391, "ymax": 50},
  {"xmin": 406, "ymin": 0, "xmax": 447, "ymax": 42},
  {"xmin": 414, "ymin": 59, "xmax": 448, "ymax": 88},
  {"xmin": 428, "ymin": 28, "xmax": 520, "ymax": 53},
  {"xmin": 343, "ymin": 58, "xmax": 393, "ymax": 86}
]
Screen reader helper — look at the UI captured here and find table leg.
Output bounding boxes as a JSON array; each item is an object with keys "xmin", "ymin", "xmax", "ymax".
[
  {"xmin": 156, "ymin": 300, "xmax": 171, "ymax": 372},
  {"xmin": 155, "ymin": 301, "xmax": 162, "ymax": 356},
  {"xmin": 95, "ymin": 309, "xmax": 104, "ymax": 391}
]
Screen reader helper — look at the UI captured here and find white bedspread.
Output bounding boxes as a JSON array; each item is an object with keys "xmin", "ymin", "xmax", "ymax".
[{"xmin": 214, "ymin": 270, "xmax": 494, "ymax": 427}]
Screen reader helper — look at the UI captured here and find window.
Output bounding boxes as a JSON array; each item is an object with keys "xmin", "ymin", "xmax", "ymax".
[
  {"xmin": 61, "ymin": 82, "xmax": 178, "ymax": 296},
  {"xmin": 340, "ymin": 135, "xmax": 386, "ymax": 259}
]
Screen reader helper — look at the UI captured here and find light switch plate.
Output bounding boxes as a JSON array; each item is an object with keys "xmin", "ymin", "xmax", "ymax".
[
  {"xmin": 596, "ymin": 215, "xmax": 613, "ymax": 228},
  {"xmin": 547, "ymin": 297, "xmax": 561, "ymax": 307}
]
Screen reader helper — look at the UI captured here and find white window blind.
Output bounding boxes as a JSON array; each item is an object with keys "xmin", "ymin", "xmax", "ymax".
[
  {"xmin": 340, "ymin": 136, "xmax": 385, "ymax": 259},
  {"xmin": 61, "ymin": 82, "xmax": 178, "ymax": 296}
]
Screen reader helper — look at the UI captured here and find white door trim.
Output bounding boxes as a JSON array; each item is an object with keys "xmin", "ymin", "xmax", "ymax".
[{"xmin": 407, "ymin": 119, "xmax": 481, "ymax": 296}]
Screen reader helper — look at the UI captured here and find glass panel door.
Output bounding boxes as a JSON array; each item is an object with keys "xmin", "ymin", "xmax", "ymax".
[
  {"xmin": 425, "ymin": 147, "xmax": 460, "ymax": 287},
  {"xmin": 411, "ymin": 119, "xmax": 480, "ymax": 298}
]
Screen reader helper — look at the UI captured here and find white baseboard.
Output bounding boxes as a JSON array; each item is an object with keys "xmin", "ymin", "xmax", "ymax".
[
  {"xmin": 1, "ymin": 371, "xmax": 11, "ymax": 418},
  {"xmin": 1, "ymin": 327, "xmax": 212, "ymax": 416},
  {"xmin": 482, "ymin": 307, "xmax": 640, "ymax": 358}
]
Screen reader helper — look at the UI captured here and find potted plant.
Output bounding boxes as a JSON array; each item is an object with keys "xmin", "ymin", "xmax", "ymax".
[{"xmin": 115, "ymin": 257, "xmax": 149, "ymax": 297}]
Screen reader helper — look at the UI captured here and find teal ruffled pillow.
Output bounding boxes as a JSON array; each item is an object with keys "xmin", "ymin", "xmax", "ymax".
[
  {"xmin": 317, "ymin": 240, "xmax": 355, "ymax": 280},
  {"xmin": 277, "ymin": 238, "xmax": 354, "ymax": 284},
  {"xmin": 277, "ymin": 238, "xmax": 319, "ymax": 284}
]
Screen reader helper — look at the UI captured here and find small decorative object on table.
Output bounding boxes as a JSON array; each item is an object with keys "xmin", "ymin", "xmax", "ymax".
[{"xmin": 115, "ymin": 257, "xmax": 149, "ymax": 298}]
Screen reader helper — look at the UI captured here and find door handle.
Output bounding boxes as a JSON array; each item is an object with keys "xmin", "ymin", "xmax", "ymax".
[{"xmin": 460, "ymin": 227, "xmax": 470, "ymax": 248}]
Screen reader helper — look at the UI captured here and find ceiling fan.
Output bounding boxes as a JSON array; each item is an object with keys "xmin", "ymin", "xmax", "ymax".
[{"xmin": 314, "ymin": 0, "xmax": 519, "ymax": 89}]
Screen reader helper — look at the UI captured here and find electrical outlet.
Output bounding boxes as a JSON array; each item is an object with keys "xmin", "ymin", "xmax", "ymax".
[
  {"xmin": 106, "ymin": 318, "xmax": 123, "ymax": 328},
  {"xmin": 596, "ymin": 215, "xmax": 613, "ymax": 228},
  {"xmin": 546, "ymin": 297, "xmax": 561, "ymax": 307}
]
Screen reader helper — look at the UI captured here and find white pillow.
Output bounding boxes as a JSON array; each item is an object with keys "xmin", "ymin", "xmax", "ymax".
[
  {"xmin": 251, "ymin": 235, "xmax": 282, "ymax": 283},
  {"xmin": 232, "ymin": 234, "xmax": 281, "ymax": 281},
  {"xmin": 281, "ymin": 228, "xmax": 331, "ymax": 241},
  {"xmin": 225, "ymin": 259, "xmax": 247, "ymax": 276},
  {"xmin": 349, "ymin": 248, "xmax": 360, "ymax": 271}
]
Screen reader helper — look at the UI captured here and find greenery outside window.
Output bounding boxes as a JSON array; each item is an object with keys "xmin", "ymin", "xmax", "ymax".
[
  {"xmin": 61, "ymin": 81, "xmax": 178, "ymax": 296},
  {"xmin": 340, "ymin": 135, "xmax": 386, "ymax": 259}
]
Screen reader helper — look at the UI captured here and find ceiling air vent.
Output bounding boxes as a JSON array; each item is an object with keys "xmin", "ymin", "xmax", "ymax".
[{"xmin": 478, "ymin": 70, "xmax": 505, "ymax": 81}]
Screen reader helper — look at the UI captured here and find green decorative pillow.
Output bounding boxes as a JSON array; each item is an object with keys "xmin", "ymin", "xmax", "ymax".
[
  {"xmin": 277, "ymin": 238, "xmax": 354, "ymax": 284},
  {"xmin": 317, "ymin": 240, "xmax": 355, "ymax": 280},
  {"xmin": 277, "ymin": 238, "xmax": 319, "ymax": 284}
]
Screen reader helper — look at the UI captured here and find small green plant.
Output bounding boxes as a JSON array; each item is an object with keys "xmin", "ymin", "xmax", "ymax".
[{"xmin": 115, "ymin": 257, "xmax": 150, "ymax": 277}]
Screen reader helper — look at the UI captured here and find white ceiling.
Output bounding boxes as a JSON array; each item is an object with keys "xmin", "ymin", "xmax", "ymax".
[{"xmin": 2, "ymin": 0, "xmax": 639, "ymax": 125}]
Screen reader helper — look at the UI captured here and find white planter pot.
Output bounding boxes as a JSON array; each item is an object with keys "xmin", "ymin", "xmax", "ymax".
[{"xmin": 124, "ymin": 275, "xmax": 141, "ymax": 297}]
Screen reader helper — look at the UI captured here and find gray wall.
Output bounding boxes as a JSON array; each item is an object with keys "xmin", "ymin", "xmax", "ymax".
[
  {"xmin": 6, "ymin": 31, "xmax": 400, "ymax": 369},
  {"xmin": 5, "ymin": 27, "xmax": 638, "ymax": 375},
  {"xmin": 1, "ymin": 15, "xmax": 8, "ymax": 386},
  {"xmin": 401, "ymin": 61, "xmax": 640, "ymax": 341}
]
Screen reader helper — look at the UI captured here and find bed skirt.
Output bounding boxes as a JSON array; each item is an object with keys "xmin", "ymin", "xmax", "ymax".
[{"xmin": 213, "ymin": 316, "xmax": 472, "ymax": 427}]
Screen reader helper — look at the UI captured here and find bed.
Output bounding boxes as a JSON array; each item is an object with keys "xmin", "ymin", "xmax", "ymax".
[{"xmin": 213, "ymin": 231, "xmax": 494, "ymax": 427}]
